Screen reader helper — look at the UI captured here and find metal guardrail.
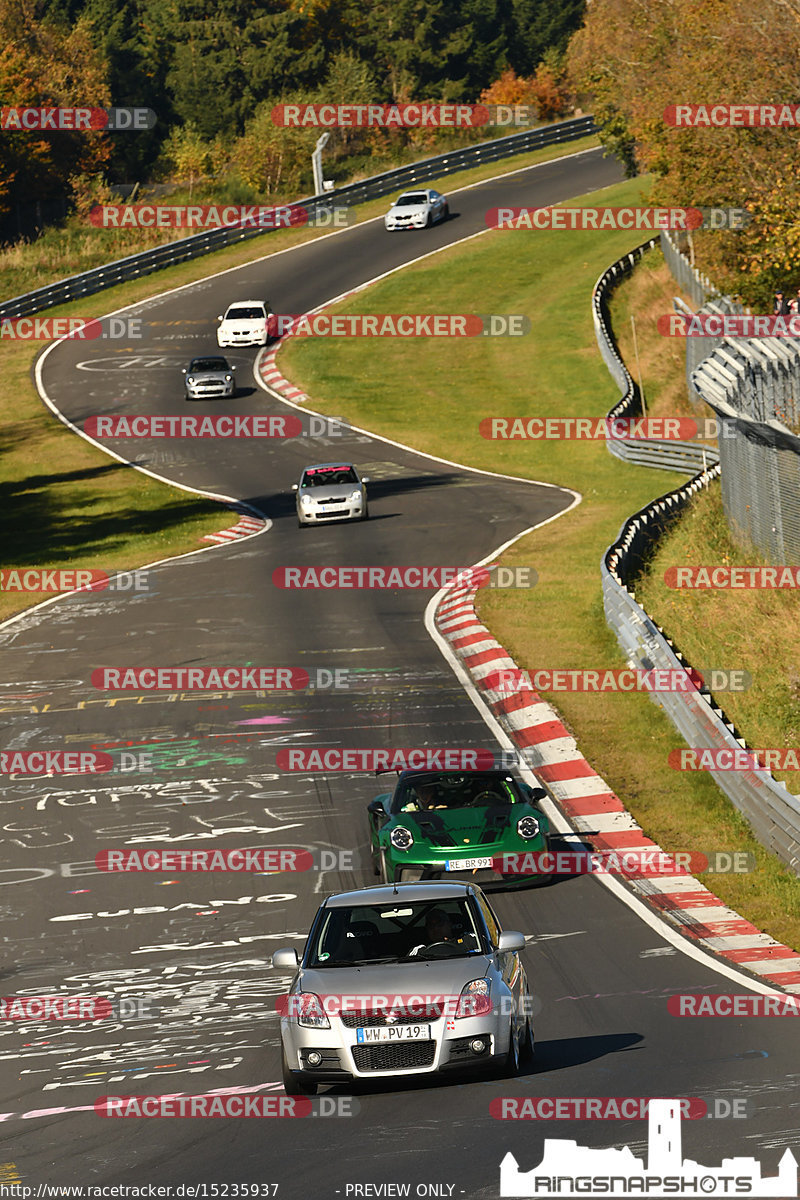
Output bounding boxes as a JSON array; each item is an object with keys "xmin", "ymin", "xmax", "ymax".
[
  {"xmin": 0, "ymin": 115, "xmax": 597, "ymax": 321},
  {"xmin": 595, "ymin": 239, "xmax": 800, "ymax": 876},
  {"xmin": 591, "ymin": 239, "xmax": 721, "ymax": 473}
]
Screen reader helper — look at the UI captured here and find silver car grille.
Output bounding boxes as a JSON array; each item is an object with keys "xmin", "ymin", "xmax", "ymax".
[
  {"xmin": 352, "ymin": 1041, "xmax": 436, "ymax": 1072},
  {"xmin": 340, "ymin": 1004, "xmax": 444, "ymax": 1029}
]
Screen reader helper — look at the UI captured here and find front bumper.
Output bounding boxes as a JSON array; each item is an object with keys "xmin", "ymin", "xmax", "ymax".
[
  {"xmin": 217, "ymin": 331, "xmax": 267, "ymax": 346},
  {"xmin": 384, "ymin": 846, "xmax": 551, "ymax": 887},
  {"xmin": 298, "ymin": 501, "xmax": 365, "ymax": 524},
  {"xmin": 385, "ymin": 215, "xmax": 427, "ymax": 230},
  {"xmin": 185, "ymin": 381, "xmax": 234, "ymax": 398},
  {"xmin": 281, "ymin": 1012, "xmax": 507, "ymax": 1082}
]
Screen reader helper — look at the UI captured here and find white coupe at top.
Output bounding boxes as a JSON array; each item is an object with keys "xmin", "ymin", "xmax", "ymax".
[{"xmin": 384, "ymin": 189, "xmax": 449, "ymax": 230}]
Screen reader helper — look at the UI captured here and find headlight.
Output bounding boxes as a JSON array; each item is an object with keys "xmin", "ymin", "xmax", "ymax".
[
  {"xmin": 349, "ymin": 490, "xmax": 362, "ymax": 502},
  {"xmin": 517, "ymin": 815, "xmax": 540, "ymax": 840},
  {"xmin": 186, "ymin": 376, "xmax": 195, "ymax": 384},
  {"xmin": 390, "ymin": 826, "xmax": 414, "ymax": 851},
  {"xmin": 456, "ymin": 978, "xmax": 492, "ymax": 1019},
  {"xmin": 300, "ymin": 494, "xmax": 314, "ymax": 508},
  {"xmin": 292, "ymin": 992, "xmax": 330, "ymax": 1029},
  {"xmin": 224, "ymin": 373, "xmax": 232, "ymax": 381}
]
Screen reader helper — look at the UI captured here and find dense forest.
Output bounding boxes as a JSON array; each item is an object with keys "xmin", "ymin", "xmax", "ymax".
[{"xmin": 0, "ymin": 0, "xmax": 585, "ymax": 234}]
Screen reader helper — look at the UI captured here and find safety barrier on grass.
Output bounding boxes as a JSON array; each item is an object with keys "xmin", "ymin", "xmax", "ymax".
[
  {"xmin": 0, "ymin": 116, "xmax": 596, "ymax": 321},
  {"xmin": 595, "ymin": 241, "xmax": 800, "ymax": 876}
]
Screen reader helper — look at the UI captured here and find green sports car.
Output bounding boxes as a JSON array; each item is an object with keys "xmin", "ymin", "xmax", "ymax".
[{"xmin": 367, "ymin": 768, "xmax": 552, "ymax": 888}]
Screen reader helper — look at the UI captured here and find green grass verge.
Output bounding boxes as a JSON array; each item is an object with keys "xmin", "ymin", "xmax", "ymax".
[{"xmin": 278, "ymin": 175, "xmax": 800, "ymax": 954}]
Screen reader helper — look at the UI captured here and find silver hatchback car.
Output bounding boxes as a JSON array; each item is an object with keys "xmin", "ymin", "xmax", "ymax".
[
  {"xmin": 293, "ymin": 462, "xmax": 370, "ymax": 527},
  {"xmin": 182, "ymin": 355, "xmax": 236, "ymax": 400},
  {"xmin": 272, "ymin": 882, "xmax": 534, "ymax": 1094}
]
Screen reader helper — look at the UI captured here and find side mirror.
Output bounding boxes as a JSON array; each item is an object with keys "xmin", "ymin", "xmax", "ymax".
[
  {"xmin": 216, "ymin": 314, "xmax": 223, "ymax": 321},
  {"xmin": 497, "ymin": 931, "xmax": 525, "ymax": 953},
  {"xmin": 361, "ymin": 476, "xmax": 370, "ymax": 484},
  {"xmin": 230, "ymin": 364, "xmax": 236, "ymax": 370},
  {"xmin": 291, "ymin": 483, "xmax": 299, "ymax": 492},
  {"xmin": 272, "ymin": 947, "xmax": 299, "ymax": 970},
  {"xmin": 524, "ymin": 784, "xmax": 547, "ymax": 805},
  {"xmin": 181, "ymin": 367, "xmax": 187, "ymax": 373},
  {"xmin": 367, "ymin": 799, "xmax": 387, "ymax": 817}
]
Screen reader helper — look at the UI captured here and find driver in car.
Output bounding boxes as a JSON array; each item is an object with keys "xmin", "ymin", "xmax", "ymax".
[{"xmin": 408, "ymin": 908, "xmax": 461, "ymax": 956}]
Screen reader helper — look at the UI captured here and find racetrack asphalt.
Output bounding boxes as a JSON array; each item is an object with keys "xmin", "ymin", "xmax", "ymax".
[{"xmin": 1, "ymin": 145, "xmax": 797, "ymax": 1195}]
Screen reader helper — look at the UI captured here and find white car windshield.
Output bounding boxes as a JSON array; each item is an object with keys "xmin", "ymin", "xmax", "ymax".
[
  {"xmin": 301, "ymin": 466, "xmax": 358, "ymax": 487},
  {"xmin": 225, "ymin": 306, "xmax": 264, "ymax": 320},
  {"xmin": 307, "ymin": 898, "xmax": 486, "ymax": 966},
  {"xmin": 396, "ymin": 194, "xmax": 427, "ymax": 206}
]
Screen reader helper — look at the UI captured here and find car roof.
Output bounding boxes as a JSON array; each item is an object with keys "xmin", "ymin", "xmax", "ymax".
[
  {"xmin": 322, "ymin": 882, "xmax": 479, "ymax": 907},
  {"xmin": 224, "ymin": 299, "xmax": 266, "ymax": 308}
]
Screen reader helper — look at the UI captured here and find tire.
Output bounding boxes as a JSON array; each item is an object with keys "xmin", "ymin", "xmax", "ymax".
[
  {"xmin": 360, "ymin": 504, "xmax": 369, "ymax": 522},
  {"xmin": 520, "ymin": 1013, "xmax": 535, "ymax": 1066},
  {"xmin": 426, "ymin": 211, "xmax": 433, "ymax": 227},
  {"xmin": 297, "ymin": 517, "xmax": 305, "ymax": 529},
  {"xmin": 378, "ymin": 848, "xmax": 391, "ymax": 885},
  {"xmin": 441, "ymin": 203, "xmax": 449, "ymax": 222},
  {"xmin": 282, "ymin": 1046, "xmax": 317, "ymax": 1096},
  {"xmin": 501, "ymin": 1016, "xmax": 521, "ymax": 1078}
]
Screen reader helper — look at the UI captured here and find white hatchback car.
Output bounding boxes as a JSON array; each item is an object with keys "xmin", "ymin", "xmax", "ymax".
[
  {"xmin": 384, "ymin": 188, "xmax": 449, "ymax": 230},
  {"xmin": 216, "ymin": 300, "xmax": 274, "ymax": 347}
]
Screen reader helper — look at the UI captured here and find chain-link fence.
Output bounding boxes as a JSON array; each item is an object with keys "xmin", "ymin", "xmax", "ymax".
[{"xmin": 597, "ymin": 237, "xmax": 800, "ymax": 877}]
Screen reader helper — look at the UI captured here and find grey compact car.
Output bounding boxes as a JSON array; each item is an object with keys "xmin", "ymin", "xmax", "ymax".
[
  {"xmin": 272, "ymin": 882, "xmax": 534, "ymax": 1094},
  {"xmin": 293, "ymin": 462, "xmax": 370, "ymax": 527},
  {"xmin": 182, "ymin": 356, "xmax": 236, "ymax": 400}
]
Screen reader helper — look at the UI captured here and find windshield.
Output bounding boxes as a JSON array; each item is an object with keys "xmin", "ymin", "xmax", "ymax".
[
  {"xmin": 307, "ymin": 898, "xmax": 487, "ymax": 966},
  {"xmin": 301, "ymin": 466, "xmax": 358, "ymax": 487},
  {"xmin": 391, "ymin": 772, "xmax": 520, "ymax": 815},
  {"xmin": 396, "ymin": 194, "xmax": 427, "ymax": 206},
  {"xmin": 190, "ymin": 358, "xmax": 229, "ymax": 371},
  {"xmin": 225, "ymin": 306, "xmax": 265, "ymax": 320}
]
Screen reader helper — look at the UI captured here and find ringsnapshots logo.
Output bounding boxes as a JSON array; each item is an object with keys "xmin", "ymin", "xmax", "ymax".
[
  {"xmin": 271, "ymin": 565, "xmax": 536, "ymax": 589},
  {"xmin": 0, "ymin": 317, "xmax": 142, "ymax": 340},
  {"xmin": 498, "ymin": 1097, "xmax": 797, "ymax": 1198},
  {"xmin": 0, "ymin": 107, "xmax": 156, "ymax": 131},
  {"xmin": 87, "ymin": 203, "xmax": 351, "ymax": 230},
  {"xmin": 481, "ymin": 667, "xmax": 752, "ymax": 693},
  {"xmin": 95, "ymin": 1094, "xmax": 357, "ymax": 1118}
]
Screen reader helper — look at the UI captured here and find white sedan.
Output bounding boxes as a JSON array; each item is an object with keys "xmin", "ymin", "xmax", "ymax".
[{"xmin": 384, "ymin": 189, "xmax": 449, "ymax": 230}]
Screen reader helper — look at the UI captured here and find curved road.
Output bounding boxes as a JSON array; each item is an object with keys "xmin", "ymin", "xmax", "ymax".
[{"xmin": 1, "ymin": 146, "xmax": 796, "ymax": 1196}]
